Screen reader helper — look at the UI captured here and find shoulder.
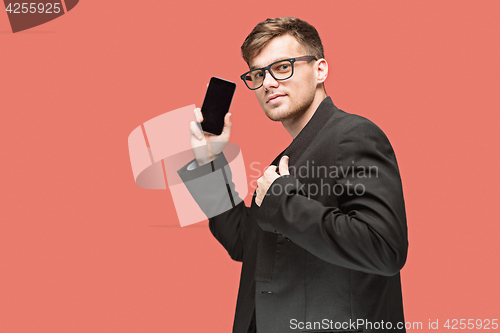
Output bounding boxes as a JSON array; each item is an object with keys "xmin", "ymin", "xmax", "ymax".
[{"xmin": 324, "ymin": 108, "xmax": 389, "ymax": 142}]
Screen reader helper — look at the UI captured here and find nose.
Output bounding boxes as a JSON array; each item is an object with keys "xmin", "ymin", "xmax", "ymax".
[{"xmin": 262, "ymin": 69, "xmax": 279, "ymax": 90}]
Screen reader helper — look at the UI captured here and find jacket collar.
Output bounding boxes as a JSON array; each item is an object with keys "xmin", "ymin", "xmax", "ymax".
[{"xmin": 270, "ymin": 96, "xmax": 338, "ymax": 168}]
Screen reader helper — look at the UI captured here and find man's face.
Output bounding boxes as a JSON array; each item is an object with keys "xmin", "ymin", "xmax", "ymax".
[{"xmin": 248, "ymin": 34, "xmax": 318, "ymax": 124}]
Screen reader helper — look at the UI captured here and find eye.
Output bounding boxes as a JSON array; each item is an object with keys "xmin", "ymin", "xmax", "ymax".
[
  {"xmin": 252, "ymin": 71, "xmax": 264, "ymax": 79},
  {"xmin": 273, "ymin": 62, "xmax": 292, "ymax": 73}
]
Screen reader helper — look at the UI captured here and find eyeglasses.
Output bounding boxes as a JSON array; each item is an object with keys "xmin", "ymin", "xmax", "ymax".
[{"xmin": 240, "ymin": 55, "xmax": 317, "ymax": 90}]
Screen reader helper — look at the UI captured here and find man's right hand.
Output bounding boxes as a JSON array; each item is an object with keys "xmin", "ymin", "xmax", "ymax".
[{"xmin": 190, "ymin": 107, "xmax": 232, "ymax": 166}]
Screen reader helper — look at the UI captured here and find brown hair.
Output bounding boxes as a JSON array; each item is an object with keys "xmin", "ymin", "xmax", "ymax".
[{"xmin": 241, "ymin": 17, "xmax": 324, "ymax": 65}]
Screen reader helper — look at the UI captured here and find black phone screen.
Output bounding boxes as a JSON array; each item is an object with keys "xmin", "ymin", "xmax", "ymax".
[{"xmin": 200, "ymin": 77, "xmax": 236, "ymax": 135}]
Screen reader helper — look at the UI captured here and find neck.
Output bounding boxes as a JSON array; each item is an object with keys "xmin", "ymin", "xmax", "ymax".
[{"xmin": 283, "ymin": 89, "xmax": 327, "ymax": 139}]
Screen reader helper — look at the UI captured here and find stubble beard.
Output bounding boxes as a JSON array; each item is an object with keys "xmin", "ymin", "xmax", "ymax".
[{"xmin": 263, "ymin": 93, "xmax": 315, "ymax": 126}]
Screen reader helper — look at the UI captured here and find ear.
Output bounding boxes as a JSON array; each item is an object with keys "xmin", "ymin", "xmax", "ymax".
[{"xmin": 315, "ymin": 59, "xmax": 329, "ymax": 84}]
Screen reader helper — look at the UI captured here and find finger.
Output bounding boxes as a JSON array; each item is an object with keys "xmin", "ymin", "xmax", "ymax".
[
  {"xmin": 222, "ymin": 112, "xmax": 232, "ymax": 135},
  {"xmin": 266, "ymin": 165, "xmax": 277, "ymax": 175},
  {"xmin": 279, "ymin": 155, "xmax": 290, "ymax": 176},
  {"xmin": 190, "ymin": 120, "xmax": 203, "ymax": 140},
  {"xmin": 256, "ymin": 176, "xmax": 263, "ymax": 187},
  {"xmin": 194, "ymin": 107, "xmax": 203, "ymax": 123}
]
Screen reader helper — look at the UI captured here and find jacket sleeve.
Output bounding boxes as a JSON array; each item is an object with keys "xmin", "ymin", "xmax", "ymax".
[
  {"xmin": 256, "ymin": 119, "xmax": 408, "ymax": 276},
  {"xmin": 177, "ymin": 153, "xmax": 249, "ymax": 262}
]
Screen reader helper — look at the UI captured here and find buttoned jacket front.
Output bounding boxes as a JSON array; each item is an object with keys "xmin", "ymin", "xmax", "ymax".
[{"xmin": 178, "ymin": 97, "xmax": 408, "ymax": 333}]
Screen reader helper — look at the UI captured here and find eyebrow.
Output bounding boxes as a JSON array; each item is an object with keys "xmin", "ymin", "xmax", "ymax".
[{"xmin": 249, "ymin": 56, "xmax": 292, "ymax": 70}]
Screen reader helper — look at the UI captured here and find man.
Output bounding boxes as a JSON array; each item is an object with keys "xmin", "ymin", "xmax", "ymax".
[{"xmin": 178, "ymin": 17, "xmax": 408, "ymax": 333}]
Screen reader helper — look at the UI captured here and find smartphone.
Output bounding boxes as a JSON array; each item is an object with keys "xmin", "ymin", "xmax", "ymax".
[{"xmin": 200, "ymin": 77, "xmax": 236, "ymax": 135}]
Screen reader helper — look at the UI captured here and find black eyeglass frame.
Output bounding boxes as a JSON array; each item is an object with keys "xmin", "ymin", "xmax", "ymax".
[{"xmin": 240, "ymin": 55, "xmax": 317, "ymax": 90}]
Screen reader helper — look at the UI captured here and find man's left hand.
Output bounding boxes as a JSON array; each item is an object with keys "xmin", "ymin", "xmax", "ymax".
[{"xmin": 255, "ymin": 155, "xmax": 290, "ymax": 207}]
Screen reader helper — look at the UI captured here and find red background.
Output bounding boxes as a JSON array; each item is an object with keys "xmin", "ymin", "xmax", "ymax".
[{"xmin": 1, "ymin": 1, "xmax": 499, "ymax": 332}]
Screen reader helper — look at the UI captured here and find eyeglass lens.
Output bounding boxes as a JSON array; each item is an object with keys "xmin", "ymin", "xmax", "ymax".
[{"xmin": 247, "ymin": 60, "xmax": 293, "ymax": 89}]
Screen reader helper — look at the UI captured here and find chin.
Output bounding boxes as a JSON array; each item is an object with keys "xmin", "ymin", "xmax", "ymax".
[
  {"xmin": 266, "ymin": 108, "xmax": 295, "ymax": 122},
  {"xmin": 264, "ymin": 105, "xmax": 293, "ymax": 122}
]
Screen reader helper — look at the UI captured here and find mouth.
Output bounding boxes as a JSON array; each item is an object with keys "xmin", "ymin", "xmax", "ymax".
[{"xmin": 266, "ymin": 93, "xmax": 286, "ymax": 104}]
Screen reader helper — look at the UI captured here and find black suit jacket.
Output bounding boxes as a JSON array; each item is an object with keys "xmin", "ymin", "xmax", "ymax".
[{"xmin": 178, "ymin": 97, "xmax": 408, "ymax": 333}]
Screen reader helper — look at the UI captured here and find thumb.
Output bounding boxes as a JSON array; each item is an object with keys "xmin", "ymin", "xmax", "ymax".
[
  {"xmin": 279, "ymin": 155, "xmax": 290, "ymax": 176},
  {"xmin": 222, "ymin": 112, "xmax": 232, "ymax": 135},
  {"xmin": 225, "ymin": 112, "xmax": 232, "ymax": 128}
]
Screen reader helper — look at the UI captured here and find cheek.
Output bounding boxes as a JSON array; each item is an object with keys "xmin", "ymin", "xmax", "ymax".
[
  {"xmin": 299, "ymin": 74, "xmax": 317, "ymax": 96},
  {"xmin": 290, "ymin": 82, "xmax": 308, "ymax": 100},
  {"xmin": 254, "ymin": 91, "xmax": 265, "ymax": 105}
]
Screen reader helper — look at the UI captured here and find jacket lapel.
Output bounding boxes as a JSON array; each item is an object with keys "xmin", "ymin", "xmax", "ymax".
[
  {"xmin": 270, "ymin": 96, "xmax": 338, "ymax": 172},
  {"xmin": 254, "ymin": 96, "xmax": 338, "ymax": 282}
]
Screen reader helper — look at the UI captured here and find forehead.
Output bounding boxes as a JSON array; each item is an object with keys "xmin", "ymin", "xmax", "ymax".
[{"xmin": 249, "ymin": 34, "xmax": 306, "ymax": 69}]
